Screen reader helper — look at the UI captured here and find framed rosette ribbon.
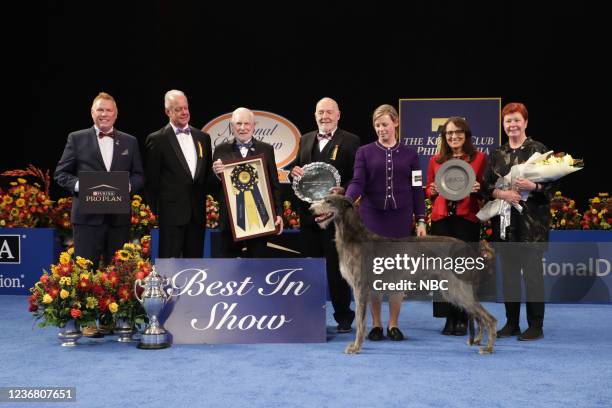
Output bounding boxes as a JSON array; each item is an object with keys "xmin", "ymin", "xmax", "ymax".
[{"xmin": 220, "ymin": 154, "xmax": 278, "ymax": 241}]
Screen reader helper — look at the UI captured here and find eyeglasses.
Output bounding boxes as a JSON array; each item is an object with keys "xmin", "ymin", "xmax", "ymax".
[{"xmin": 444, "ymin": 130, "xmax": 465, "ymax": 137}]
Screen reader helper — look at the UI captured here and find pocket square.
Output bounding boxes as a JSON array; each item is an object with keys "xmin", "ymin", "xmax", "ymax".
[{"xmin": 121, "ymin": 149, "xmax": 129, "ymax": 156}]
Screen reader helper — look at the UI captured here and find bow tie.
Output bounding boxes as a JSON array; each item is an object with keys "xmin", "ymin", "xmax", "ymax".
[
  {"xmin": 176, "ymin": 127, "xmax": 191, "ymax": 135},
  {"xmin": 317, "ymin": 132, "xmax": 332, "ymax": 141},
  {"xmin": 98, "ymin": 131, "xmax": 114, "ymax": 139},
  {"xmin": 236, "ymin": 140, "xmax": 253, "ymax": 149}
]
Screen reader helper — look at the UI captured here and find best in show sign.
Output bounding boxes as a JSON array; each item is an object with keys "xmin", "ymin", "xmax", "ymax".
[
  {"xmin": 203, "ymin": 111, "xmax": 301, "ymax": 183},
  {"xmin": 156, "ymin": 258, "xmax": 326, "ymax": 344}
]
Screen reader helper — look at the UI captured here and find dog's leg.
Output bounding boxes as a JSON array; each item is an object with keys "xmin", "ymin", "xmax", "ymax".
[
  {"xmin": 470, "ymin": 303, "xmax": 496, "ymax": 355},
  {"xmin": 345, "ymin": 284, "xmax": 367, "ymax": 354},
  {"xmin": 467, "ymin": 316, "xmax": 476, "ymax": 346}
]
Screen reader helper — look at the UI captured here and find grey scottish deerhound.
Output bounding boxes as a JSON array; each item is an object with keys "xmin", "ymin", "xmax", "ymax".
[{"xmin": 310, "ymin": 195, "xmax": 497, "ymax": 355}]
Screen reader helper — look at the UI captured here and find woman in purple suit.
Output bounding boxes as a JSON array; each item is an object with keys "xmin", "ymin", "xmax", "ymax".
[{"xmin": 345, "ymin": 104, "xmax": 426, "ymax": 341}]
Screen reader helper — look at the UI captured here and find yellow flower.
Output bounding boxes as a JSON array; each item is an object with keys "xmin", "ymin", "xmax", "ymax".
[
  {"xmin": 0, "ymin": 220, "xmax": 5, "ymax": 226},
  {"xmin": 15, "ymin": 198, "xmax": 25, "ymax": 207},
  {"xmin": 59, "ymin": 252, "xmax": 71, "ymax": 264},
  {"xmin": 17, "ymin": 178, "xmax": 27, "ymax": 184},
  {"xmin": 554, "ymin": 191, "xmax": 562, "ymax": 197},
  {"xmin": 86, "ymin": 297, "xmax": 98, "ymax": 309},
  {"xmin": 60, "ymin": 289, "xmax": 70, "ymax": 299},
  {"xmin": 51, "ymin": 265, "xmax": 60, "ymax": 278},
  {"xmin": 60, "ymin": 277, "xmax": 72, "ymax": 286},
  {"xmin": 123, "ymin": 243, "xmax": 135, "ymax": 251},
  {"xmin": 10, "ymin": 208, "xmax": 19, "ymax": 217},
  {"xmin": 132, "ymin": 200, "xmax": 141, "ymax": 208},
  {"xmin": 76, "ymin": 257, "xmax": 91, "ymax": 269},
  {"xmin": 592, "ymin": 209, "xmax": 597, "ymax": 215},
  {"xmin": 108, "ymin": 302, "xmax": 119, "ymax": 313},
  {"xmin": 2, "ymin": 196, "xmax": 12, "ymax": 204},
  {"xmin": 140, "ymin": 211, "xmax": 147, "ymax": 217},
  {"xmin": 132, "ymin": 194, "xmax": 142, "ymax": 201},
  {"xmin": 9, "ymin": 182, "xmax": 17, "ymax": 186},
  {"xmin": 42, "ymin": 294, "xmax": 53, "ymax": 304},
  {"xmin": 117, "ymin": 250, "xmax": 130, "ymax": 261},
  {"xmin": 560, "ymin": 219, "xmax": 566, "ymax": 226},
  {"xmin": 592, "ymin": 197, "xmax": 601, "ymax": 204},
  {"xmin": 67, "ymin": 247, "xmax": 75, "ymax": 255}
]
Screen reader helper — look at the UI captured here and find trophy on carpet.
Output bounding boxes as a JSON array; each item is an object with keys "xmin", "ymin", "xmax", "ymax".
[{"xmin": 134, "ymin": 266, "xmax": 172, "ymax": 349}]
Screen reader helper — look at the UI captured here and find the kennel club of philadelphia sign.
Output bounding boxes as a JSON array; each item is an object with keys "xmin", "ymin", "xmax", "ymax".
[{"xmin": 155, "ymin": 258, "xmax": 326, "ymax": 344}]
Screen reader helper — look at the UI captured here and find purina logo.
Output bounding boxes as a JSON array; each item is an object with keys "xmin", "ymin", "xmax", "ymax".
[
  {"xmin": 203, "ymin": 111, "xmax": 301, "ymax": 183},
  {"xmin": 0, "ymin": 235, "xmax": 20, "ymax": 264},
  {"xmin": 89, "ymin": 184, "xmax": 120, "ymax": 190}
]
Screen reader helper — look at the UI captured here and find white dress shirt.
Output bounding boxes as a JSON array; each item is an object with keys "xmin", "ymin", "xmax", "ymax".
[
  {"xmin": 171, "ymin": 123, "xmax": 197, "ymax": 179},
  {"xmin": 318, "ymin": 128, "xmax": 337, "ymax": 151}
]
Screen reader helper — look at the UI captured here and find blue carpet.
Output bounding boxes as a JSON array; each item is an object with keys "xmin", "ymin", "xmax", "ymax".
[{"xmin": 0, "ymin": 295, "xmax": 610, "ymax": 408}]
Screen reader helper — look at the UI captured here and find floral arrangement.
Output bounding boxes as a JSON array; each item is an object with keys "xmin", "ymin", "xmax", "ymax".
[
  {"xmin": 580, "ymin": 193, "xmax": 611, "ymax": 230},
  {"xmin": 0, "ymin": 165, "xmax": 54, "ymax": 228},
  {"xmin": 282, "ymin": 200, "xmax": 300, "ymax": 229},
  {"xmin": 550, "ymin": 191, "xmax": 582, "ymax": 230},
  {"xmin": 94, "ymin": 239, "xmax": 152, "ymax": 327},
  {"xmin": 29, "ymin": 248, "xmax": 97, "ymax": 328},
  {"xmin": 130, "ymin": 195, "xmax": 157, "ymax": 240},
  {"xmin": 480, "ymin": 219, "xmax": 493, "ymax": 241},
  {"xmin": 29, "ymin": 236, "xmax": 153, "ymax": 330},
  {"xmin": 206, "ymin": 194, "xmax": 220, "ymax": 228},
  {"xmin": 50, "ymin": 197, "xmax": 72, "ymax": 242}
]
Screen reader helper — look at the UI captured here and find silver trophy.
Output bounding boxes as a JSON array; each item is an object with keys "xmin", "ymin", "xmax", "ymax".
[{"xmin": 134, "ymin": 266, "xmax": 172, "ymax": 349}]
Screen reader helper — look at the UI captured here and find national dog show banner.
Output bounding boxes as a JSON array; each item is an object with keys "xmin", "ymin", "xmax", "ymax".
[
  {"xmin": 203, "ymin": 111, "xmax": 301, "ymax": 183},
  {"xmin": 156, "ymin": 258, "xmax": 326, "ymax": 344},
  {"xmin": 399, "ymin": 98, "xmax": 501, "ymax": 181}
]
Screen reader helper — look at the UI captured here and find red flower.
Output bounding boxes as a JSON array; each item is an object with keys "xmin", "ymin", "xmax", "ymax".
[
  {"xmin": 118, "ymin": 285, "xmax": 131, "ymax": 301},
  {"xmin": 486, "ymin": 228, "xmax": 493, "ymax": 236},
  {"xmin": 92, "ymin": 284, "xmax": 105, "ymax": 296},
  {"xmin": 28, "ymin": 304, "xmax": 38, "ymax": 312},
  {"xmin": 70, "ymin": 308, "xmax": 82, "ymax": 318},
  {"xmin": 40, "ymin": 275, "xmax": 48, "ymax": 284}
]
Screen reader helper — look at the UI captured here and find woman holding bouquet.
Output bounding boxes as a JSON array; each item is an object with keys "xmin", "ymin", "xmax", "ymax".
[
  {"xmin": 426, "ymin": 117, "xmax": 487, "ymax": 336},
  {"xmin": 482, "ymin": 102, "xmax": 557, "ymax": 341}
]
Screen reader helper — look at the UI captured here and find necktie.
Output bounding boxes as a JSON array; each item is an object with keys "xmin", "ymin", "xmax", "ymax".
[
  {"xmin": 176, "ymin": 127, "xmax": 191, "ymax": 135},
  {"xmin": 317, "ymin": 132, "xmax": 332, "ymax": 142},
  {"xmin": 98, "ymin": 131, "xmax": 114, "ymax": 139}
]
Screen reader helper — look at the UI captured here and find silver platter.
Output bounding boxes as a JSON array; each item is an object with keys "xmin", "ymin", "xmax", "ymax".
[
  {"xmin": 434, "ymin": 158, "xmax": 476, "ymax": 201},
  {"xmin": 292, "ymin": 162, "xmax": 341, "ymax": 203}
]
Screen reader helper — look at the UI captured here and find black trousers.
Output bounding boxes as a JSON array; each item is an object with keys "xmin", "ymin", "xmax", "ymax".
[
  {"xmin": 431, "ymin": 215, "xmax": 480, "ymax": 322},
  {"xmin": 300, "ymin": 223, "xmax": 354, "ymax": 326},
  {"xmin": 499, "ymin": 245, "xmax": 545, "ymax": 328},
  {"xmin": 73, "ymin": 220, "xmax": 130, "ymax": 268},
  {"xmin": 219, "ymin": 230, "xmax": 267, "ymax": 258},
  {"xmin": 158, "ymin": 222, "xmax": 205, "ymax": 258}
]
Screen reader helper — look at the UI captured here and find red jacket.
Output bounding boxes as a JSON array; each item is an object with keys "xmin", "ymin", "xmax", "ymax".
[{"xmin": 425, "ymin": 152, "xmax": 487, "ymax": 223}]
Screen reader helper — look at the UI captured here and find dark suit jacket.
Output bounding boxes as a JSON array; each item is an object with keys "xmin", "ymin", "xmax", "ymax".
[
  {"xmin": 54, "ymin": 127, "xmax": 144, "ymax": 226},
  {"xmin": 212, "ymin": 138, "xmax": 282, "ymax": 232},
  {"xmin": 145, "ymin": 124, "xmax": 213, "ymax": 226},
  {"xmin": 295, "ymin": 128, "xmax": 360, "ymax": 226}
]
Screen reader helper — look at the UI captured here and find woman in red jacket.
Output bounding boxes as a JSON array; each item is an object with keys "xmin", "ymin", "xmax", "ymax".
[{"xmin": 426, "ymin": 117, "xmax": 487, "ymax": 336}]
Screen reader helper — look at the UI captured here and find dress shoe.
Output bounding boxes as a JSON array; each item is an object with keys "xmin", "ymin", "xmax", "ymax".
[
  {"xmin": 367, "ymin": 327, "xmax": 385, "ymax": 341},
  {"xmin": 387, "ymin": 327, "xmax": 404, "ymax": 341},
  {"xmin": 496, "ymin": 323, "xmax": 521, "ymax": 338},
  {"xmin": 518, "ymin": 327, "xmax": 543, "ymax": 341},
  {"xmin": 336, "ymin": 322, "xmax": 352, "ymax": 333},
  {"xmin": 452, "ymin": 320, "xmax": 467, "ymax": 336},
  {"xmin": 441, "ymin": 317, "xmax": 455, "ymax": 335}
]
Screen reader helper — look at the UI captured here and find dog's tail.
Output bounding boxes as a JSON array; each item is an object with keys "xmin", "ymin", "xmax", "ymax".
[{"xmin": 479, "ymin": 240, "xmax": 495, "ymax": 274}]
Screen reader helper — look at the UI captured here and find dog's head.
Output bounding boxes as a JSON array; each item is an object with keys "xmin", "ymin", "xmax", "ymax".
[{"xmin": 309, "ymin": 194, "xmax": 355, "ymax": 229}]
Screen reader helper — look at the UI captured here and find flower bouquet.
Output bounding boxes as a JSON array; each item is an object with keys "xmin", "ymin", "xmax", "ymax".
[
  {"xmin": 206, "ymin": 194, "xmax": 220, "ymax": 228},
  {"xmin": 282, "ymin": 200, "xmax": 300, "ymax": 229},
  {"xmin": 29, "ymin": 248, "xmax": 97, "ymax": 330},
  {"xmin": 94, "ymin": 240, "xmax": 152, "ymax": 332},
  {"xmin": 0, "ymin": 165, "xmax": 54, "ymax": 228},
  {"xmin": 50, "ymin": 197, "xmax": 73, "ymax": 246},
  {"xmin": 477, "ymin": 151, "xmax": 584, "ymax": 238},
  {"xmin": 580, "ymin": 193, "xmax": 611, "ymax": 230},
  {"xmin": 130, "ymin": 195, "xmax": 157, "ymax": 240},
  {"xmin": 550, "ymin": 191, "xmax": 582, "ymax": 230}
]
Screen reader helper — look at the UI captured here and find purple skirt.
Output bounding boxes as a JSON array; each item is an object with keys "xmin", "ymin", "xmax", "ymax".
[{"xmin": 359, "ymin": 204, "xmax": 414, "ymax": 239}]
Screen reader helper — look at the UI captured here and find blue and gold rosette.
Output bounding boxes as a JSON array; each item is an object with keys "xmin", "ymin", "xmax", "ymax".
[{"xmin": 231, "ymin": 164, "xmax": 270, "ymax": 231}]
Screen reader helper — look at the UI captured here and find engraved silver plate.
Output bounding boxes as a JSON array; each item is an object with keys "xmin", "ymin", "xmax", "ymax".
[
  {"xmin": 435, "ymin": 159, "xmax": 476, "ymax": 201},
  {"xmin": 292, "ymin": 162, "xmax": 341, "ymax": 203}
]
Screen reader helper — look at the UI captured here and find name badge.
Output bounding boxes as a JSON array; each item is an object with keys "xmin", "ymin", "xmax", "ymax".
[{"xmin": 412, "ymin": 170, "xmax": 422, "ymax": 187}]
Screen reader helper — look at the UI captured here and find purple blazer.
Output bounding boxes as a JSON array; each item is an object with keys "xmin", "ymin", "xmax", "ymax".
[{"xmin": 346, "ymin": 141, "xmax": 425, "ymax": 217}]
